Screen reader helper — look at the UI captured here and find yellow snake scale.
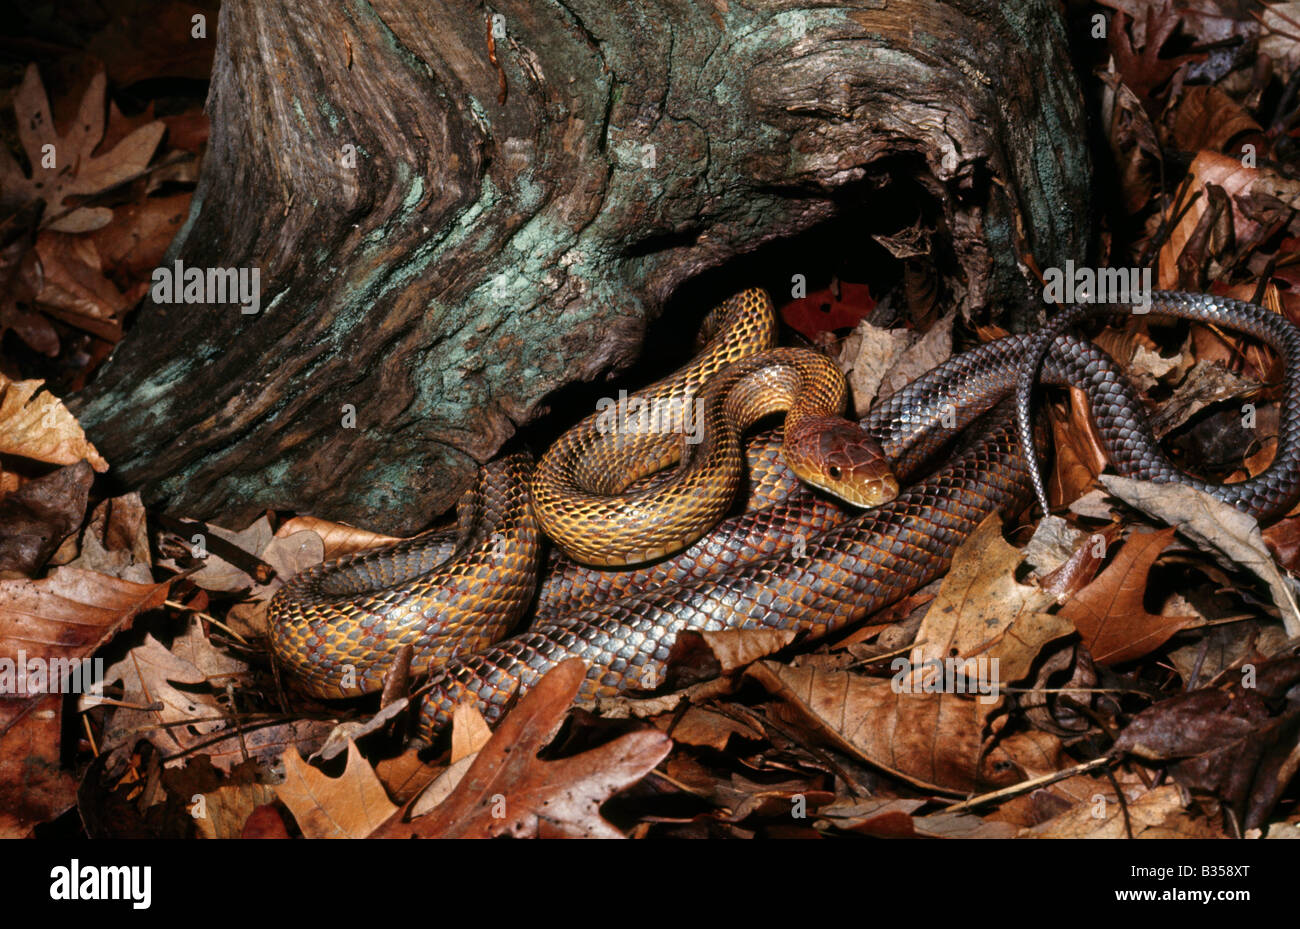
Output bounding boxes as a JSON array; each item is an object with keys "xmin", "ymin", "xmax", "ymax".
[{"xmin": 268, "ymin": 289, "xmax": 1300, "ymax": 741}]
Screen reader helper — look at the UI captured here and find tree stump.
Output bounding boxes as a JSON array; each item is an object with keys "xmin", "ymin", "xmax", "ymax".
[{"xmin": 70, "ymin": 0, "xmax": 1091, "ymax": 534}]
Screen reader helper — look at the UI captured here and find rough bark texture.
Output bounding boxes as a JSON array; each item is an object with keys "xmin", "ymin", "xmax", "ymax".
[{"xmin": 71, "ymin": 0, "xmax": 1091, "ymax": 534}]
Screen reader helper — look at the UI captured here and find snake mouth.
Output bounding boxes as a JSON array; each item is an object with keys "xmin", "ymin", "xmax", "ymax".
[{"xmin": 804, "ymin": 471, "xmax": 900, "ymax": 509}]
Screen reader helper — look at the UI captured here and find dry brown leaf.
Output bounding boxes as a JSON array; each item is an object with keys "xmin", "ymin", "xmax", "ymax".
[
  {"xmin": 199, "ymin": 719, "xmax": 333, "ymax": 774},
  {"xmin": 193, "ymin": 782, "xmax": 280, "ymax": 839},
  {"xmin": 86, "ymin": 194, "xmax": 190, "ymax": 277},
  {"xmin": 1158, "ymin": 151, "xmax": 1259, "ymax": 289},
  {"xmin": 374, "ymin": 747, "xmax": 445, "ymax": 804},
  {"xmin": 174, "ymin": 515, "xmax": 274, "ymax": 593},
  {"xmin": 0, "ymin": 566, "xmax": 170, "ymax": 723},
  {"xmin": 1261, "ymin": 2, "xmax": 1300, "ymax": 74},
  {"xmin": 0, "ymin": 565, "xmax": 171, "ymax": 835},
  {"xmin": 83, "ymin": 616, "xmax": 245, "ymax": 771},
  {"xmin": 1099, "ymin": 475, "xmax": 1300, "ymax": 636},
  {"xmin": 451, "ymin": 702, "xmax": 493, "ymax": 763},
  {"xmin": 654, "ymin": 706, "xmax": 765, "ymax": 750},
  {"xmin": 0, "ymin": 695, "xmax": 74, "ymax": 838},
  {"xmin": 0, "ymin": 66, "xmax": 165, "ymax": 233},
  {"xmin": 1059, "ymin": 529, "xmax": 1195, "ymax": 666},
  {"xmin": 1048, "ymin": 390, "xmax": 1109, "ymax": 506},
  {"xmin": 69, "ymin": 493, "xmax": 153, "ymax": 583},
  {"xmin": 1166, "ymin": 85, "xmax": 1263, "ymax": 155},
  {"xmin": 909, "ymin": 514, "xmax": 1071, "ymax": 685},
  {"xmin": 839, "ymin": 321, "xmax": 913, "ymax": 418},
  {"xmin": 274, "ymin": 515, "xmax": 406, "ymax": 561},
  {"xmin": 0, "ymin": 233, "xmax": 56, "ymax": 357},
  {"xmin": 0, "ymin": 460, "xmax": 93, "ymax": 575},
  {"xmin": 276, "ymin": 740, "xmax": 397, "ymax": 839},
  {"xmin": 31, "ymin": 232, "xmax": 129, "ymax": 342},
  {"xmin": 676, "ymin": 628, "xmax": 795, "ymax": 670},
  {"xmin": 377, "ymin": 659, "xmax": 672, "ymax": 838},
  {"xmin": 1109, "ymin": 1, "xmax": 1201, "ymax": 105},
  {"xmin": 0, "ymin": 373, "xmax": 107, "ymax": 470},
  {"xmin": 876, "ymin": 309, "xmax": 956, "ymax": 402},
  {"xmin": 747, "ymin": 660, "xmax": 1063, "ymax": 794},
  {"xmin": 314, "ymin": 701, "xmax": 409, "ymax": 763},
  {"xmin": 1019, "ymin": 783, "xmax": 1226, "ymax": 838}
]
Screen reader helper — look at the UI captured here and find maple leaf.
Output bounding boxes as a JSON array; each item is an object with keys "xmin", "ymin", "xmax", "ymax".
[
  {"xmin": 375, "ymin": 658, "xmax": 672, "ymax": 838},
  {"xmin": 0, "ymin": 65, "xmax": 164, "ymax": 234}
]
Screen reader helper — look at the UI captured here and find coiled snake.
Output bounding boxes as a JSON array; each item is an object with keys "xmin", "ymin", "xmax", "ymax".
[{"xmin": 267, "ymin": 289, "xmax": 1300, "ymax": 740}]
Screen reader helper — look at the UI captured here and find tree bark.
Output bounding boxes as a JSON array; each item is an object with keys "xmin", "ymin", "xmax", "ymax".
[{"xmin": 70, "ymin": 0, "xmax": 1091, "ymax": 534}]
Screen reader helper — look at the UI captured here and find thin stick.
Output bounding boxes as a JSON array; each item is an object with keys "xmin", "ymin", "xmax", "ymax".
[{"xmin": 940, "ymin": 755, "xmax": 1115, "ymax": 813}]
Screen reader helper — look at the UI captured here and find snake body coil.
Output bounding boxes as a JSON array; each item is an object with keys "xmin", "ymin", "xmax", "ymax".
[{"xmin": 266, "ymin": 289, "xmax": 1300, "ymax": 740}]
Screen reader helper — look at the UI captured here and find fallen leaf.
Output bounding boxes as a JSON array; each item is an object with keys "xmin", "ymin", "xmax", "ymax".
[
  {"xmin": 1109, "ymin": 1, "xmax": 1202, "ymax": 110},
  {"xmin": 274, "ymin": 515, "xmax": 406, "ymax": 561},
  {"xmin": 876, "ymin": 310, "xmax": 957, "ymax": 403},
  {"xmin": 1166, "ymin": 85, "xmax": 1263, "ymax": 155},
  {"xmin": 451, "ymin": 702, "xmax": 493, "ymax": 763},
  {"xmin": 1167, "ymin": 621, "xmax": 1290, "ymax": 687},
  {"xmin": 1260, "ymin": 2, "xmax": 1300, "ymax": 74},
  {"xmin": 171, "ymin": 515, "xmax": 274, "ymax": 593},
  {"xmin": 0, "ymin": 66, "xmax": 165, "ymax": 233},
  {"xmin": 0, "ymin": 696, "xmax": 74, "ymax": 838},
  {"xmin": 193, "ymin": 782, "xmax": 280, "ymax": 839},
  {"xmin": 83, "ymin": 616, "xmax": 243, "ymax": 772},
  {"xmin": 377, "ymin": 659, "xmax": 672, "ymax": 837},
  {"xmin": 68, "ymin": 493, "xmax": 153, "ymax": 583},
  {"xmin": 839, "ymin": 320, "xmax": 912, "ymax": 418},
  {"xmin": 31, "ymin": 232, "xmax": 129, "ymax": 341},
  {"xmin": 1019, "ymin": 783, "xmax": 1225, "ymax": 838},
  {"xmin": 241, "ymin": 805, "xmax": 292, "ymax": 838},
  {"xmin": 909, "ymin": 514, "xmax": 1071, "ymax": 686},
  {"xmin": 1098, "ymin": 475, "xmax": 1300, "ymax": 636},
  {"xmin": 1048, "ymin": 389, "xmax": 1108, "ymax": 506},
  {"xmin": 0, "ymin": 565, "xmax": 171, "ymax": 836},
  {"xmin": 374, "ymin": 747, "xmax": 444, "ymax": 804},
  {"xmin": 0, "ymin": 460, "xmax": 93, "ymax": 575},
  {"xmin": 1112, "ymin": 658, "xmax": 1300, "ymax": 829},
  {"xmin": 314, "ymin": 700, "xmax": 410, "ymax": 763},
  {"xmin": 746, "ymin": 661, "xmax": 1063, "ymax": 794},
  {"xmin": 1059, "ymin": 529, "xmax": 1196, "ymax": 665},
  {"xmin": 0, "ymin": 373, "xmax": 108, "ymax": 470},
  {"xmin": 655, "ymin": 706, "xmax": 765, "ymax": 751},
  {"xmin": 1159, "ymin": 151, "xmax": 1260, "ymax": 289},
  {"xmin": 275, "ymin": 740, "xmax": 397, "ymax": 839},
  {"xmin": 781, "ymin": 281, "xmax": 875, "ymax": 341}
]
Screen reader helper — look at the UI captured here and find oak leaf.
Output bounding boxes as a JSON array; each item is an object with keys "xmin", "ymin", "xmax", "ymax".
[
  {"xmin": 0, "ymin": 66, "xmax": 165, "ymax": 233},
  {"xmin": 377, "ymin": 659, "xmax": 672, "ymax": 838},
  {"xmin": 275, "ymin": 740, "xmax": 397, "ymax": 839}
]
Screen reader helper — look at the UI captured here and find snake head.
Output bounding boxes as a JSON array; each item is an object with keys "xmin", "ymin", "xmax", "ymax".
[{"xmin": 784, "ymin": 416, "xmax": 900, "ymax": 508}]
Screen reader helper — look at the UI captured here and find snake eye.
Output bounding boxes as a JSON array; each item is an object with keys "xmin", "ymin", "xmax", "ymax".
[{"xmin": 828, "ymin": 465, "xmax": 842, "ymax": 480}]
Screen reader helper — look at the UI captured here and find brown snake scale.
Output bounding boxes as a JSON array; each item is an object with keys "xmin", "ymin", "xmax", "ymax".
[{"xmin": 267, "ymin": 288, "xmax": 1300, "ymax": 741}]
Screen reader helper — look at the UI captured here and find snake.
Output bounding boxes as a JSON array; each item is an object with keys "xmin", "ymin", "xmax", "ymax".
[
  {"xmin": 530, "ymin": 288, "xmax": 898, "ymax": 566},
  {"xmin": 266, "ymin": 289, "xmax": 1300, "ymax": 741}
]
